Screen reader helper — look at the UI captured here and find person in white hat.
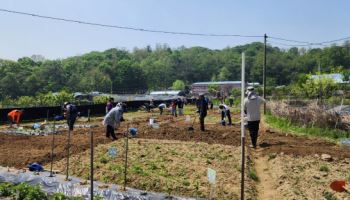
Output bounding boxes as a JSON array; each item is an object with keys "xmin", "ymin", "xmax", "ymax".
[
  {"xmin": 103, "ymin": 104, "xmax": 124, "ymax": 140},
  {"xmin": 244, "ymin": 86, "xmax": 265, "ymax": 149}
]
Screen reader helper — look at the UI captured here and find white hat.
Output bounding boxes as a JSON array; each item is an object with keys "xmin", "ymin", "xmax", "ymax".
[{"xmin": 247, "ymin": 86, "xmax": 254, "ymax": 91}]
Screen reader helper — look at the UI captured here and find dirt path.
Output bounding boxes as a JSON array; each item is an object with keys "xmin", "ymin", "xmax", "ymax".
[{"xmin": 254, "ymin": 153, "xmax": 282, "ymax": 200}]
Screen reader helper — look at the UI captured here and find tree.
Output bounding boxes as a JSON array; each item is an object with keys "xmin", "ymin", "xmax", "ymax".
[{"xmin": 172, "ymin": 80, "xmax": 185, "ymax": 90}]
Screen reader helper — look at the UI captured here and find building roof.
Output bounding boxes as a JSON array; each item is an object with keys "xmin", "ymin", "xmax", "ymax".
[
  {"xmin": 150, "ymin": 90, "xmax": 181, "ymax": 95},
  {"xmin": 192, "ymin": 81, "xmax": 260, "ymax": 86},
  {"xmin": 192, "ymin": 81, "xmax": 242, "ymax": 86}
]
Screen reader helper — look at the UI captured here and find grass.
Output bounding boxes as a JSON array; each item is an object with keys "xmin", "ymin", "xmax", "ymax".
[{"xmin": 264, "ymin": 113, "xmax": 349, "ymax": 141}]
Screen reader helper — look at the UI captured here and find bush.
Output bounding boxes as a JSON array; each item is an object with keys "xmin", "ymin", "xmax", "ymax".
[{"xmin": 0, "ymin": 182, "xmax": 13, "ymax": 197}]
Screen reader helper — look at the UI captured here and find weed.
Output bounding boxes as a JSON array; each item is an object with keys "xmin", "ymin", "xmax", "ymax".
[
  {"xmin": 320, "ymin": 165, "xmax": 330, "ymax": 172},
  {"xmin": 322, "ymin": 191, "xmax": 338, "ymax": 200},
  {"xmin": 265, "ymin": 113, "xmax": 348, "ymax": 140},
  {"xmin": 50, "ymin": 192, "xmax": 67, "ymax": 200},
  {"xmin": 268, "ymin": 153, "xmax": 277, "ymax": 161},
  {"xmin": 148, "ymin": 163, "xmax": 159, "ymax": 170},
  {"xmin": 248, "ymin": 170, "xmax": 259, "ymax": 182},
  {"xmin": 99, "ymin": 155, "xmax": 108, "ymax": 164},
  {"xmin": 182, "ymin": 180, "xmax": 191, "ymax": 187},
  {"xmin": 132, "ymin": 165, "xmax": 149, "ymax": 176}
]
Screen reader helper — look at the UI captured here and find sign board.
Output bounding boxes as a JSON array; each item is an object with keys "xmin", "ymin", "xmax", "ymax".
[
  {"xmin": 207, "ymin": 168, "xmax": 216, "ymax": 184},
  {"xmin": 108, "ymin": 147, "xmax": 118, "ymax": 158}
]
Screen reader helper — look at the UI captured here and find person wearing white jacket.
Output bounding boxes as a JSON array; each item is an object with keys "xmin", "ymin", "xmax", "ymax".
[
  {"xmin": 103, "ymin": 105, "xmax": 124, "ymax": 140},
  {"xmin": 244, "ymin": 86, "xmax": 265, "ymax": 149}
]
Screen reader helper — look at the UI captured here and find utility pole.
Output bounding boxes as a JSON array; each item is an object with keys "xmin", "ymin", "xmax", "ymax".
[
  {"xmin": 263, "ymin": 34, "xmax": 267, "ymax": 114},
  {"xmin": 240, "ymin": 52, "xmax": 245, "ymax": 200}
]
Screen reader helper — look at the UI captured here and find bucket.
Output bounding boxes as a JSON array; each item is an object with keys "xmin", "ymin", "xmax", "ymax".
[
  {"xmin": 185, "ymin": 115, "xmax": 191, "ymax": 122},
  {"xmin": 341, "ymin": 139, "xmax": 350, "ymax": 150},
  {"xmin": 152, "ymin": 123, "xmax": 160, "ymax": 129},
  {"xmin": 149, "ymin": 118, "xmax": 154, "ymax": 125}
]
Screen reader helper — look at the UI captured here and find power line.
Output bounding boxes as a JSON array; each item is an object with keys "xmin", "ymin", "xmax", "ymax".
[
  {"xmin": 267, "ymin": 41, "xmax": 325, "ymax": 47},
  {"xmin": 269, "ymin": 35, "xmax": 350, "ymax": 46},
  {"xmin": 1, "ymin": 8, "xmax": 350, "ymax": 46},
  {"xmin": 0, "ymin": 8, "xmax": 263, "ymax": 38},
  {"xmin": 319, "ymin": 36, "xmax": 350, "ymax": 44},
  {"xmin": 268, "ymin": 36, "xmax": 311, "ymax": 44}
]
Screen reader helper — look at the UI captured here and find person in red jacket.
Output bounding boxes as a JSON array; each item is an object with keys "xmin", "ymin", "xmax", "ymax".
[{"xmin": 8, "ymin": 109, "xmax": 24, "ymax": 127}]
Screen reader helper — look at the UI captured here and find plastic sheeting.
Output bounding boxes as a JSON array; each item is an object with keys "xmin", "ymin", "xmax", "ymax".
[{"xmin": 0, "ymin": 167, "xmax": 196, "ymax": 200}]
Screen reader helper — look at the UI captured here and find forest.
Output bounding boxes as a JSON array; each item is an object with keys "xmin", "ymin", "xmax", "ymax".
[{"xmin": 1, "ymin": 42, "xmax": 350, "ymax": 100}]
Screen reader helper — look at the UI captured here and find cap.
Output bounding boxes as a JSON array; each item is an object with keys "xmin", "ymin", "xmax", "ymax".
[{"xmin": 247, "ymin": 86, "xmax": 254, "ymax": 91}]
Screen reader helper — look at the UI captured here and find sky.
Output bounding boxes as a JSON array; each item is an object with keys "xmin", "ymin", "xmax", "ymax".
[{"xmin": 0, "ymin": 0, "xmax": 349, "ymax": 60}]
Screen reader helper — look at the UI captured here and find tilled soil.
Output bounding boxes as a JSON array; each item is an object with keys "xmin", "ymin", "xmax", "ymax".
[{"xmin": 0, "ymin": 113, "xmax": 349, "ymax": 168}]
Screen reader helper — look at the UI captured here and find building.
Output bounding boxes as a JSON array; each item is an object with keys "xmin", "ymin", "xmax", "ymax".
[{"xmin": 191, "ymin": 81, "xmax": 260, "ymax": 96}]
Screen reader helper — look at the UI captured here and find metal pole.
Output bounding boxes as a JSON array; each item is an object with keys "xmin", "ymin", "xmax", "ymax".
[
  {"xmin": 49, "ymin": 118, "xmax": 56, "ymax": 177},
  {"xmin": 123, "ymin": 129, "xmax": 129, "ymax": 191},
  {"xmin": 66, "ymin": 121, "xmax": 71, "ymax": 181},
  {"xmin": 263, "ymin": 34, "xmax": 267, "ymax": 114},
  {"xmin": 240, "ymin": 52, "xmax": 246, "ymax": 200},
  {"xmin": 89, "ymin": 109, "xmax": 94, "ymax": 200}
]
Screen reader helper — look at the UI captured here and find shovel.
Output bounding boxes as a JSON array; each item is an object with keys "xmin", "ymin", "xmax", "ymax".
[
  {"xmin": 330, "ymin": 180, "xmax": 350, "ymax": 193},
  {"xmin": 188, "ymin": 115, "xmax": 197, "ymax": 131}
]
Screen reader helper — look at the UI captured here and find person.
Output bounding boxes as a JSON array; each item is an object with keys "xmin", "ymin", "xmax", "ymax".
[
  {"xmin": 171, "ymin": 99, "xmax": 177, "ymax": 117},
  {"xmin": 63, "ymin": 102, "xmax": 78, "ymax": 131},
  {"xmin": 106, "ymin": 98, "xmax": 114, "ymax": 113},
  {"xmin": 219, "ymin": 104, "xmax": 232, "ymax": 125},
  {"xmin": 147, "ymin": 99, "xmax": 155, "ymax": 112},
  {"xmin": 177, "ymin": 98, "xmax": 184, "ymax": 116},
  {"xmin": 158, "ymin": 103, "xmax": 166, "ymax": 115},
  {"xmin": 229, "ymin": 95, "xmax": 234, "ymax": 107},
  {"xmin": 209, "ymin": 97, "xmax": 214, "ymax": 109},
  {"xmin": 7, "ymin": 109, "xmax": 24, "ymax": 128},
  {"xmin": 103, "ymin": 104, "xmax": 124, "ymax": 140},
  {"xmin": 198, "ymin": 94, "xmax": 208, "ymax": 131},
  {"xmin": 244, "ymin": 86, "xmax": 266, "ymax": 149}
]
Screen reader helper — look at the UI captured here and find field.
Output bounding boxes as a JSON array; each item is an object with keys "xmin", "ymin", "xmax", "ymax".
[{"xmin": 1, "ymin": 107, "xmax": 350, "ymax": 199}]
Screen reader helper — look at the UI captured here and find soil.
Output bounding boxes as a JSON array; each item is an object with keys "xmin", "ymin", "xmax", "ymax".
[
  {"xmin": 0, "ymin": 112, "xmax": 349, "ymax": 168},
  {"xmin": 1, "ymin": 110, "xmax": 350, "ymax": 199}
]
